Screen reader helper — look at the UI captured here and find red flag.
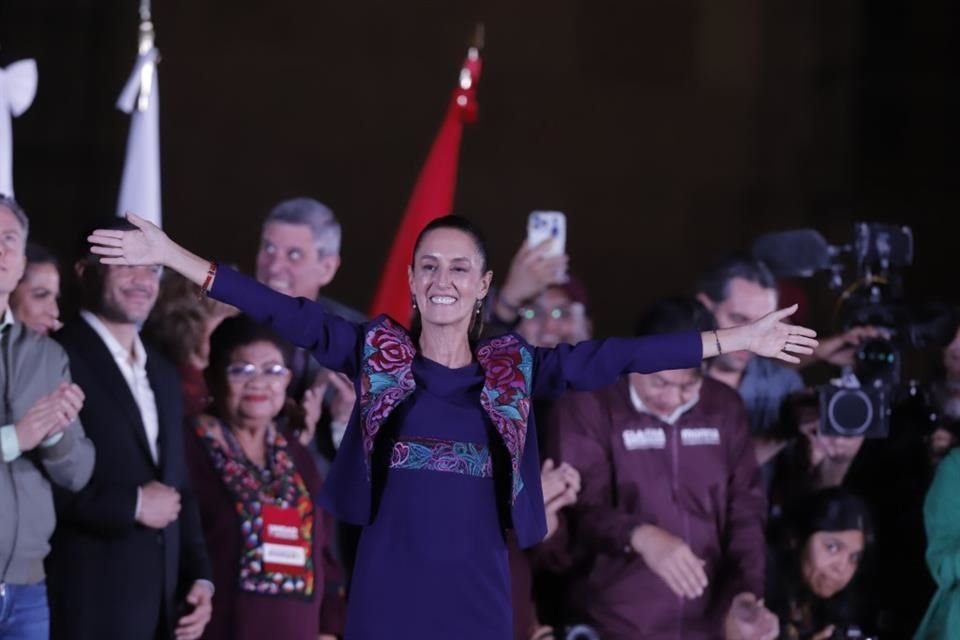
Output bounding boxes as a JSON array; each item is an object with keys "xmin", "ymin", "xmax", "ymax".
[{"xmin": 368, "ymin": 46, "xmax": 482, "ymax": 324}]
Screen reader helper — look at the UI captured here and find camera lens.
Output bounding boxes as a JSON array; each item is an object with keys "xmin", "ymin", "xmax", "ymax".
[{"xmin": 827, "ymin": 389, "xmax": 874, "ymax": 436}]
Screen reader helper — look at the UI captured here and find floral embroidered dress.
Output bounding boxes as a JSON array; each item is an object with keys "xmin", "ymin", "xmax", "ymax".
[
  {"xmin": 208, "ymin": 267, "xmax": 703, "ymax": 639},
  {"xmin": 346, "ymin": 356, "xmax": 511, "ymax": 638}
]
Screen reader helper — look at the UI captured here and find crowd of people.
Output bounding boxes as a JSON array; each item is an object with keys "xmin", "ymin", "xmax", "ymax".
[{"xmin": 0, "ymin": 191, "xmax": 957, "ymax": 640}]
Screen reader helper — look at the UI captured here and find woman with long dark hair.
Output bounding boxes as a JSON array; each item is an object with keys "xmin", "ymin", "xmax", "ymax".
[
  {"xmin": 89, "ymin": 212, "xmax": 818, "ymax": 639},
  {"xmin": 766, "ymin": 488, "xmax": 875, "ymax": 640}
]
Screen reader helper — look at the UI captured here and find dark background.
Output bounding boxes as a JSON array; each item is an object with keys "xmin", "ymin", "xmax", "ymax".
[{"xmin": 1, "ymin": 0, "xmax": 957, "ymax": 336}]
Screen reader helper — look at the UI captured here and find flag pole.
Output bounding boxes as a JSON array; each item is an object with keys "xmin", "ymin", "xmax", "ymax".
[
  {"xmin": 367, "ymin": 26, "xmax": 485, "ymax": 323},
  {"xmin": 115, "ymin": 0, "xmax": 163, "ymax": 226},
  {"xmin": 136, "ymin": 0, "xmax": 155, "ymax": 112}
]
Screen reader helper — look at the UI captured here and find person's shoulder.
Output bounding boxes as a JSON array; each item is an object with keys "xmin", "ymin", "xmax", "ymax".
[
  {"xmin": 51, "ymin": 316, "xmax": 94, "ymax": 348},
  {"xmin": 941, "ymin": 447, "xmax": 960, "ymax": 473},
  {"xmin": 554, "ymin": 375, "xmax": 626, "ymax": 412},
  {"xmin": 701, "ymin": 375, "xmax": 745, "ymax": 405},
  {"xmin": 10, "ymin": 322, "xmax": 70, "ymax": 367},
  {"xmin": 749, "ymin": 356, "xmax": 803, "ymax": 383},
  {"xmin": 476, "ymin": 331, "xmax": 535, "ymax": 354},
  {"xmin": 317, "ymin": 295, "xmax": 367, "ymax": 323},
  {"xmin": 144, "ymin": 340, "xmax": 179, "ymax": 377}
]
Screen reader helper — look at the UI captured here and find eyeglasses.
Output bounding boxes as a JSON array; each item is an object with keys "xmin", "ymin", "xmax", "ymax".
[
  {"xmin": 226, "ymin": 362, "xmax": 290, "ymax": 381},
  {"xmin": 519, "ymin": 303, "xmax": 584, "ymax": 322}
]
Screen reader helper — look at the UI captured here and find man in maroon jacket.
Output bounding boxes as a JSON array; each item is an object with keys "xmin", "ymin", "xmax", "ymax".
[{"xmin": 548, "ymin": 298, "xmax": 773, "ymax": 640}]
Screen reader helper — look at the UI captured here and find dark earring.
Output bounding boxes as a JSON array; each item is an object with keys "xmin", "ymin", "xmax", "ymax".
[
  {"xmin": 412, "ymin": 297, "xmax": 418, "ymax": 310},
  {"xmin": 476, "ymin": 299, "xmax": 483, "ymax": 315}
]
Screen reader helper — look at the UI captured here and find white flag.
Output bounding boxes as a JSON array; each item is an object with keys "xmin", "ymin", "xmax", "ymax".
[
  {"xmin": 116, "ymin": 48, "xmax": 161, "ymax": 227},
  {"xmin": 0, "ymin": 59, "xmax": 38, "ymax": 197}
]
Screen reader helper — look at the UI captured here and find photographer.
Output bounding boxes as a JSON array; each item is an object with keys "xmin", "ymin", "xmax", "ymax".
[
  {"xmin": 767, "ymin": 392, "xmax": 866, "ymax": 518},
  {"xmin": 766, "ymin": 488, "xmax": 876, "ymax": 640}
]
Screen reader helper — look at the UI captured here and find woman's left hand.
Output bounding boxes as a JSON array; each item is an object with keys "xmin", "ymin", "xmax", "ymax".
[{"xmin": 738, "ymin": 304, "xmax": 819, "ymax": 364}]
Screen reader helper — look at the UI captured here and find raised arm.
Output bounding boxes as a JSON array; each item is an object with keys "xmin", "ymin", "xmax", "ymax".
[
  {"xmin": 89, "ymin": 213, "xmax": 363, "ymax": 377},
  {"xmin": 533, "ymin": 305, "xmax": 816, "ymax": 398}
]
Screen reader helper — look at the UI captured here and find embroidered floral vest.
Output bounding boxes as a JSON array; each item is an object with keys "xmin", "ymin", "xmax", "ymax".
[{"xmin": 358, "ymin": 318, "xmax": 533, "ymax": 502}]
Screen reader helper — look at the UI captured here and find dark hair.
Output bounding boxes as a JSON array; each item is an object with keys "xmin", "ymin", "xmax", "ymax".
[
  {"xmin": 0, "ymin": 194, "xmax": 29, "ymax": 235},
  {"xmin": 697, "ymin": 255, "xmax": 777, "ymax": 304},
  {"xmin": 409, "ymin": 215, "xmax": 490, "ymax": 343},
  {"xmin": 25, "ymin": 243, "xmax": 59, "ymax": 270},
  {"xmin": 634, "ymin": 297, "xmax": 716, "ymax": 337},
  {"xmin": 204, "ymin": 315, "xmax": 289, "ymax": 418},
  {"xmin": 768, "ymin": 488, "xmax": 876, "ymax": 634},
  {"xmin": 788, "ymin": 487, "xmax": 875, "ymax": 545}
]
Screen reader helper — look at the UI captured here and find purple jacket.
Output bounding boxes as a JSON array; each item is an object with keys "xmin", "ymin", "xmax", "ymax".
[
  {"xmin": 210, "ymin": 267, "xmax": 702, "ymax": 548},
  {"xmin": 547, "ymin": 377, "xmax": 766, "ymax": 640}
]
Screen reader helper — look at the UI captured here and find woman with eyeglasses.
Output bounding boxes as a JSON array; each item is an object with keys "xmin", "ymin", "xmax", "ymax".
[
  {"xmin": 181, "ymin": 315, "xmax": 344, "ymax": 640},
  {"xmin": 89, "ymin": 212, "xmax": 817, "ymax": 640}
]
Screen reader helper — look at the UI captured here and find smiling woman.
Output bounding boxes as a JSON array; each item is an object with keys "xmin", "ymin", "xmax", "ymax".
[
  {"xmin": 10, "ymin": 243, "xmax": 61, "ymax": 335},
  {"xmin": 88, "ymin": 212, "xmax": 818, "ymax": 640}
]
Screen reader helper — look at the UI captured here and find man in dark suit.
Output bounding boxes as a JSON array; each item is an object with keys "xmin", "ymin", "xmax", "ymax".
[{"xmin": 46, "ymin": 221, "xmax": 213, "ymax": 640}]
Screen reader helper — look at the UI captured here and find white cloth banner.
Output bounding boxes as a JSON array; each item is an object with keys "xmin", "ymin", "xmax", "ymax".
[
  {"xmin": 0, "ymin": 59, "xmax": 38, "ymax": 197},
  {"xmin": 116, "ymin": 48, "xmax": 161, "ymax": 227}
]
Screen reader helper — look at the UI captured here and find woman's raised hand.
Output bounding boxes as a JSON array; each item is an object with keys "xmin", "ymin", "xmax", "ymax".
[
  {"xmin": 741, "ymin": 304, "xmax": 818, "ymax": 364},
  {"xmin": 88, "ymin": 212, "xmax": 172, "ymax": 267}
]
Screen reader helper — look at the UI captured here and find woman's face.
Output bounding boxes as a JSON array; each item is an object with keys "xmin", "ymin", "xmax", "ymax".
[
  {"xmin": 10, "ymin": 262, "xmax": 61, "ymax": 335},
  {"xmin": 408, "ymin": 228, "xmax": 491, "ymax": 332},
  {"xmin": 801, "ymin": 529, "xmax": 865, "ymax": 598},
  {"xmin": 222, "ymin": 341, "xmax": 290, "ymax": 425}
]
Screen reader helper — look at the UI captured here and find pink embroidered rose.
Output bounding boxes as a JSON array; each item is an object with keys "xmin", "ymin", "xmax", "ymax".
[
  {"xmin": 367, "ymin": 328, "xmax": 415, "ymax": 373},
  {"xmin": 483, "ymin": 350, "xmax": 527, "ymax": 397}
]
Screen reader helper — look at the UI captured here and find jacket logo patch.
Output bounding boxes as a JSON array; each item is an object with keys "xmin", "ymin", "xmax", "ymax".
[
  {"xmin": 622, "ymin": 428, "xmax": 666, "ymax": 450},
  {"xmin": 680, "ymin": 428, "xmax": 720, "ymax": 446}
]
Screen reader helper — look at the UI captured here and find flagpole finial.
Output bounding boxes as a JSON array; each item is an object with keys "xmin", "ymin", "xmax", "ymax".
[
  {"xmin": 460, "ymin": 24, "xmax": 484, "ymax": 90},
  {"xmin": 135, "ymin": 3, "xmax": 156, "ymax": 112},
  {"xmin": 470, "ymin": 23, "xmax": 485, "ymax": 52}
]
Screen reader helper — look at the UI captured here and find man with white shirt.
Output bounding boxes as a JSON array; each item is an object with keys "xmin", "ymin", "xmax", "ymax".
[
  {"xmin": 546, "ymin": 298, "xmax": 771, "ymax": 640},
  {"xmin": 47, "ymin": 220, "xmax": 212, "ymax": 640}
]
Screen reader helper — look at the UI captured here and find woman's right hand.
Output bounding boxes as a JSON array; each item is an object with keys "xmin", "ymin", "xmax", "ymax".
[{"xmin": 89, "ymin": 212, "xmax": 173, "ymax": 267}]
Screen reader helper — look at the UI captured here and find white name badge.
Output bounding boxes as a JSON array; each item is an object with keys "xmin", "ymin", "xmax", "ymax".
[
  {"xmin": 622, "ymin": 428, "xmax": 667, "ymax": 450},
  {"xmin": 680, "ymin": 427, "xmax": 721, "ymax": 446},
  {"xmin": 262, "ymin": 542, "xmax": 307, "ymax": 568}
]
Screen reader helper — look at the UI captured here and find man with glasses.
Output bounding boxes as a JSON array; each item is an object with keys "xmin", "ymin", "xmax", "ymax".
[
  {"xmin": 546, "ymin": 298, "xmax": 772, "ymax": 640},
  {"xmin": 0, "ymin": 195, "xmax": 94, "ymax": 640},
  {"xmin": 46, "ymin": 219, "xmax": 212, "ymax": 640}
]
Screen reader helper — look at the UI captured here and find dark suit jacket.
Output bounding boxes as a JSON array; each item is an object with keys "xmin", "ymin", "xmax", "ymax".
[{"xmin": 46, "ymin": 318, "xmax": 212, "ymax": 640}]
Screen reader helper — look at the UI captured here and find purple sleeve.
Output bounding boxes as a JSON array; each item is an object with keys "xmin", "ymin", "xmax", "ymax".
[
  {"xmin": 209, "ymin": 266, "xmax": 363, "ymax": 378},
  {"xmin": 533, "ymin": 331, "xmax": 702, "ymax": 398}
]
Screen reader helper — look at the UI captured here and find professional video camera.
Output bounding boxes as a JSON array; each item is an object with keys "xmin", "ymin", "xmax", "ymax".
[{"xmin": 753, "ymin": 222, "xmax": 957, "ymax": 438}]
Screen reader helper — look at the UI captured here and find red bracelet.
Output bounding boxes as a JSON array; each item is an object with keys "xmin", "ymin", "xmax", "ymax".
[{"xmin": 200, "ymin": 261, "xmax": 218, "ymax": 296}]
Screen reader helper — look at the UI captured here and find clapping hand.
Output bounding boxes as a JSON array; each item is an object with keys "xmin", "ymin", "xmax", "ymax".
[{"xmin": 15, "ymin": 383, "xmax": 84, "ymax": 452}]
